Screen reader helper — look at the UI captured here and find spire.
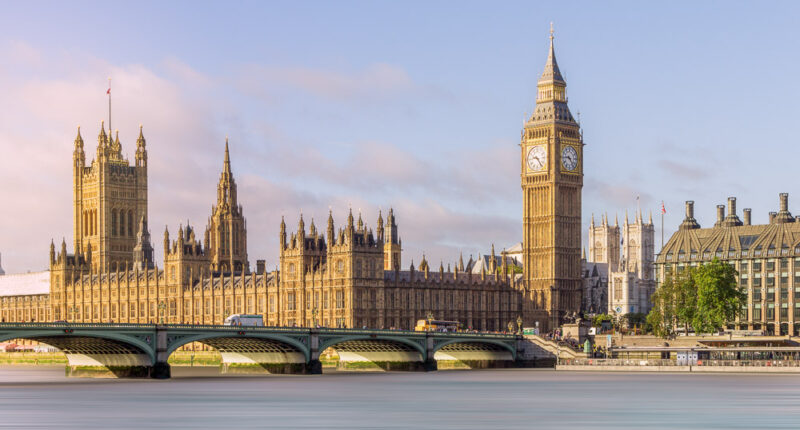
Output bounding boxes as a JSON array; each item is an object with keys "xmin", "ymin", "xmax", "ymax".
[
  {"xmin": 614, "ymin": 213, "xmax": 619, "ymax": 227},
  {"xmin": 97, "ymin": 120, "xmax": 108, "ymax": 150},
  {"xmin": 540, "ymin": 23, "xmax": 565, "ymax": 84},
  {"xmin": 590, "ymin": 213, "xmax": 595, "ymax": 228},
  {"xmin": 136, "ymin": 124, "xmax": 146, "ymax": 147},
  {"xmin": 648, "ymin": 211, "xmax": 653, "ymax": 225},
  {"xmin": 458, "ymin": 252, "xmax": 465, "ymax": 271},
  {"xmin": 223, "ymin": 137, "xmax": 232, "ymax": 177},
  {"xmin": 298, "ymin": 213, "xmax": 305, "ymax": 235},
  {"xmin": 74, "ymin": 126, "xmax": 84, "ymax": 149}
]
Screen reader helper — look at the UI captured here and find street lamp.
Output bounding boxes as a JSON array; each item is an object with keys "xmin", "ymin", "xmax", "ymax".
[
  {"xmin": 507, "ymin": 321, "xmax": 514, "ymax": 333},
  {"xmin": 311, "ymin": 307, "xmax": 318, "ymax": 328},
  {"xmin": 158, "ymin": 301, "xmax": 166, "ymax": 325},
  {"xmin": 516, "ymin": 315, "xmax": 523, "ymax": 335},
  {"xmin": 69, "ymin": 306, "xmax": 79, "ymax": 323},
  {"xmin": 426, "ymin": 311, "xmax": 434, "ymax": 331}
]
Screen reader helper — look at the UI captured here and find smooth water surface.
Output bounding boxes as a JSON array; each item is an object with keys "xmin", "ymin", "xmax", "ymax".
[{"xmin": 0, "ymin": 366, "xmax": 799, "ymax": 429}]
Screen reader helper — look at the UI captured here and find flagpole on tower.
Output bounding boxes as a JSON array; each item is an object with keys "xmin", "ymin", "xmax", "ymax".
[
  {"xmin": 661, "ymin": 201, "xmax": 666, "ymax": 252},
  {"xmin": 107, "ymin": 77, "xmax": 112, "ymax": 133}
]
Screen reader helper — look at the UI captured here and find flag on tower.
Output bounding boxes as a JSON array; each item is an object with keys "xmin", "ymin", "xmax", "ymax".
[{"xmin": 661, "ymin": 201, "xmax": 666, "ymax": 214}]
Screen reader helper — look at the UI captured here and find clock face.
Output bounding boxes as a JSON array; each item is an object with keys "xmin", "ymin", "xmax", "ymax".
[
  {"xmin": 526, "ymin": 145, "xmax": 547, "ymax": 172},
  {"xmin": 561, "ymin": 146, "xmax": 578, "ymax": 171}
]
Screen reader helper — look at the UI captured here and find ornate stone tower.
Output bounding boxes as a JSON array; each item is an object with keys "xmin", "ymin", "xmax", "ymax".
[
  {"xmin": 520, "ymin": 27, "xmax": 583, "ymax": 330},
  {"xmin": 382, "ymin": 208, "xmax": 401, "ymax": 270},
  {"xmin": 588, "ymin": 214, "xmax": 620, "ymax": 268},
  {"xmin": 205, "ymin": 139, "xmax": 248, "ymax": 273},
  {"xmin": 73, "ymin": 122, "xmax": 148, "ymax": 272}
]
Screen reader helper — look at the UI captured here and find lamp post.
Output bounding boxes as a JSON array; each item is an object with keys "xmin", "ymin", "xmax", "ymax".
[
  {"xmin": 507, "ymin": 321, "xmax": 514, "ymax": 334},
  {"xmin": 158, "ymin": 301, "xmax": 166, "ymax": 325},
  {"xmin": 426, "ymin": 311, "xmax": 434, "ymax": 331},
  {"xmin": 311, "ymin": 307, "xmax": 318, "ymax": 328},
  {"xmin": 69, "ymin": 305, "xmax": 79, "ymax": 323},
  {"xmin": 516, "ymin": 315, "xmax": 523, "ymax": 335}
]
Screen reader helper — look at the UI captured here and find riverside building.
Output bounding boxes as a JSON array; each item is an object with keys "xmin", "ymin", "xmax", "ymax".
[{"xmin": 656, "ymin": 194, "xmax": 800, "ymax": 335}]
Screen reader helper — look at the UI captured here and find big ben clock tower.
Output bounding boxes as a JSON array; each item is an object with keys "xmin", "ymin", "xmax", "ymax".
[{"xmin": 521, "ymin": 26, "xmax": 583, "ymax": 330}]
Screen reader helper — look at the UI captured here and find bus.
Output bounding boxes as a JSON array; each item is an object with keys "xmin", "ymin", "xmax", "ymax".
[
  {"xmin": 415, "ymin": 319, "xmax": 461, "ymax": 332},
  {"xmin": 224, "ymin": 314, "xmax": 264, "ymax": 326}
]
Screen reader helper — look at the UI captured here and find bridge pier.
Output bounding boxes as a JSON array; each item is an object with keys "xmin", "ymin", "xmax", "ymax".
[
  {"xmin": 306, "ymin": 331, "xmax": 323, "ymax": 374},
  {"xmin": 151, "ymin": 326, "xmax": 171, "ymax": 379},
  {"xmin": 424, "ymin": 334, "xmax": 437, "ymax": 372}
]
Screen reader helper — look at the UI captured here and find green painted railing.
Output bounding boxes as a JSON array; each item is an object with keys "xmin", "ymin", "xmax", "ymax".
[{"xmin": 0, "ymin": 322, "xmax": 517, "ymax": 339}]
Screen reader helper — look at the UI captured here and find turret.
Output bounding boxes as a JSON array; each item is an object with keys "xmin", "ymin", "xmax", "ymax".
[
  {"xmin": 327, "ymin": 211, "xmax": 335, "ymax": 246},
  {"xmin": 376, "ymin": 210, "xmax": 384, "ymax": 243},
  {"xmin": 135, "ymin": 124, "xmax": 147, "ymax": 168},
  {"xmin": 280, "ymin": 216, "xmax": 287, "ymax": 250},
  {"xmin": 163, "ymin": 225, "xmax": 170, "ymax": 257}
]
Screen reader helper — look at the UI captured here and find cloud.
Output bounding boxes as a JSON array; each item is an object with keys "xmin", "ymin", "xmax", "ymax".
[
  {"xmin": 241, "ymin": 63, "xmax": 416, "ymax": 102},
  {"xmin": 0, "ymin": 43, "xmax": 520, "ymax": 273},
  {"xmin": 658, "ymin": 159, "xmax": 709, "ymax": 180}
]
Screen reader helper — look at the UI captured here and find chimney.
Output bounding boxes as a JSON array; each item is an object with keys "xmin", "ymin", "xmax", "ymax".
[
  {"xmin": 686, "ymin": 201, "xmax": 694, "ymax": 219},
  {"xmin": 728, "ymin": 197, "xmax": 737, "ymax": 217},
  {"xmin": 769, "ymin": 212, "xmax": 777, "ymax": 224},
  {"xmin": 780, "ymin": 193, "xmax": 789, "ymax": 212},
  {"xmin": 716, "ymin": 204, "xmax": 725, "ymax": 224},
  {"xmin": 744, "ymin": 208, "xmax": 752, "ymax": 226},
  {"xmin": 256, "ymin": 259, "xmax": 265, "ymax": 275}
]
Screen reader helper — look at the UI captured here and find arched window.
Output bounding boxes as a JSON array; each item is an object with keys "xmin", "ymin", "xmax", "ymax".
[
  {"xmin": 111, "ymin": 209, "xmax": 117, "ymax": 236},
  {"xmin": 128, "ymin": 210, "xmax": 134, "ymax": 237}
]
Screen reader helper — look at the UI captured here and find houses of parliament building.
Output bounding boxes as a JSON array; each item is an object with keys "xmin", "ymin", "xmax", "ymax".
[{"xmin": 0, "ymin": 30, "xmax": 585, "ymax": 332}]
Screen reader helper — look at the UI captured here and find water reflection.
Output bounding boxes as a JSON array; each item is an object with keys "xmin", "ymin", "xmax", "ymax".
[{"xmin": 0, "ymin": 367, "xmax": 799, "ymax": 429}]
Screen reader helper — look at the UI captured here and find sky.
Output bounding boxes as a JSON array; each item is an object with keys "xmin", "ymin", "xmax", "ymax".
[{"xmin": 2, "ymin": 1, "xmax": 800, "ymax": 273}]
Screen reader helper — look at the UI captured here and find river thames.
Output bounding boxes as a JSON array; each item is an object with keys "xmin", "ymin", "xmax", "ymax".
[{"xmin": 1, "ymin": 367, "xmax": 799, "ymax": 429}]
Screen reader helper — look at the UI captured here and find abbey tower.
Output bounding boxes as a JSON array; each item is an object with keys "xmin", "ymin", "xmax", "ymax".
[{"xmin": 520, "ymin": 28, "xmax": 583, "ymax": 330}]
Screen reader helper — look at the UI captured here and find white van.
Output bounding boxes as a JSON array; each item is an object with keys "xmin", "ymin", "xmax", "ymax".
[{"xmin": 223, "ymin": 314, "xmax": 264, "ymax": 326}]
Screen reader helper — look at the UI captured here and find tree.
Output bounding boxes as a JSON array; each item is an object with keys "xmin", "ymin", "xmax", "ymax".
[
  {"xmin": 647, "ymin": 259, "xmax": 744, "ymax": 338},
  {"xmin": 692, "ymin": 258, "xmax": 744, "ymax": 333},
  {"xmin": 647, "ymin": 274, "xmax": 678, "ymax": 338}
]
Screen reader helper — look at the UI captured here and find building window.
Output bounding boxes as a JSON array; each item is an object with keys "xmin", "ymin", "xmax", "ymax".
[
  {"xmin": 269, "ymin": 296, "xmax": 275, "ymax": 313},
  {"xmin": 324, "ymin": 291, "xmax": 329, "ymax": 309},
  {"xmin": 336, "ymin": 291, "xmax": 344, "ymax": 309},
  {"xmin": 306, "ymin": 292, "xmax": 312, "ymax": 310},
  {"xmin": 287, "ymin": 293, "xmax": 296, "ymax": 311}
]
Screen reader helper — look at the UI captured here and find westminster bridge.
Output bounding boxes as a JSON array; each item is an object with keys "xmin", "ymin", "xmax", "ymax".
[{"xmin": 0, "ymin": 323, "xmax": 540, "ymax": 378}]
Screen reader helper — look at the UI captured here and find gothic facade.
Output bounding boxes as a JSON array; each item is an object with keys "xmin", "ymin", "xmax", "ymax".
[
  {"xmin": 1, "ymin": 29, "xmax": 587, "ymax": 333},
  {"xmin": 584, "ymin": 212, "xmax": 655, "ymax": 317}
]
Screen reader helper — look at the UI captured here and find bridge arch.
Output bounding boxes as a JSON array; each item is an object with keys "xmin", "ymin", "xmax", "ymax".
[
  {"xmin": 319, "ymin": 334, "xmax": 427, "ymax": 370},
  {"xmin": 319, "ymin": 334, "xmax": 427, "ymax": 358},
  {"xmin": 431, "ymin": 338, "xmax": 517, "ymax": 359},
  {"xmin": 0, "ymin": 330, "xmax": 155, "ymax": 362},
  {"xmin": 0, "ymin": 329, "xmax": 156, "ymax": 377},
  {"xmin": 165, "ymin": 332, "xmax": 311, "ymax": 374}
]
